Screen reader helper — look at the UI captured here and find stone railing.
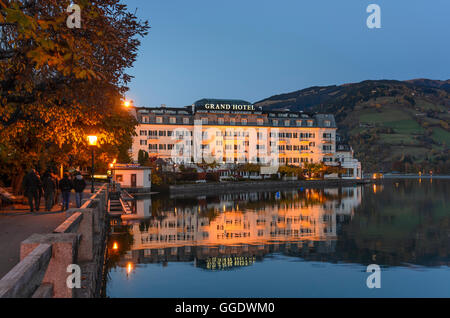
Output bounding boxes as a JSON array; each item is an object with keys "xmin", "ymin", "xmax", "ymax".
[{"xmin": 0, "ymin": 184, "xmax": 109, "ymax": 298}]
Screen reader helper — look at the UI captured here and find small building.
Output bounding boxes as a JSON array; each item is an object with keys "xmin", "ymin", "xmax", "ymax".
[
  {"xmin": 334, "ymin": 143, "xmax": 362, "ymax": 179},
  {"xmin": 113, "ymin": 164, "xmax": 152, "ymax": 192}
]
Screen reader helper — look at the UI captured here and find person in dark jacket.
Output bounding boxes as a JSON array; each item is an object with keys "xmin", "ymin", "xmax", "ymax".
[
  {"xmin": 59, "ymin": 173, "xmax": 73, "ymax": 211},
  {"xmin": 73, "ymin": 172, "xmax": 86, "ymax": 208},
  {"xmin": 22, "ymin": 168, "xmax": 42, "ymax": 212},
  {"xmin": 42, "ymin": 171, "xmax": 57, "ymax": 211}
]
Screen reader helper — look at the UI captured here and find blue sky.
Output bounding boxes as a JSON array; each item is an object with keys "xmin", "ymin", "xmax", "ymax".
[{"xmin": 123, "ymin": 0, "xmax": 450, "ymax": 107}]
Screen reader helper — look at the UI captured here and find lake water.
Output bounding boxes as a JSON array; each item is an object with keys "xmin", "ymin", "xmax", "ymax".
[{"xmin": 105, "ymin": 178, "xmax": 450, "ymax": 298}]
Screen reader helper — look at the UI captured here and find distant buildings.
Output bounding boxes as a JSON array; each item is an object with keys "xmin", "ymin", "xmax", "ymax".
[{"xmin": 129, "ymin": 98, "xmax": 362, "ymax": 179}]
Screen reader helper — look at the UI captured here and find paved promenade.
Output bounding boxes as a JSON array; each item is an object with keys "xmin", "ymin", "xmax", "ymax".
[{"xmin": 0, "ymin": 191, "xmax": 90, "ymax": 279}]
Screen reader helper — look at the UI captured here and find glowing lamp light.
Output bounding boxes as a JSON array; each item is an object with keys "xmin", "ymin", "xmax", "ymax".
[
  {"xmin": 112, "ymin": 242, "xmax": 118, "ymax": 250},
  {"xmin": 123, "ymin": 100, "xmax": 131, "ymax": 107},
  {"xmin": 87, "ymin": 135, "xmax": 98, "ymax": 146},
  {"xmin": 126, "ymin": 262, "xmax": 133, "ymax": 275}
]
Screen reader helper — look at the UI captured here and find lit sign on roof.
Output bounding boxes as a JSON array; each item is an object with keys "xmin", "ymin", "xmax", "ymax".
[{"xmin": 194, "ymin": 99, "xmax": 260, "ymax": 113}]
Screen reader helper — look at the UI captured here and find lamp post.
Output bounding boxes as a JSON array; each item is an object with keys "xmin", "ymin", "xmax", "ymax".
[
  {"xmin": 110, "ymin": 158, "xmax": 117, "ymax": 191},
  {"xmin": 87, "ymin": 135, "xmax": 98, "ymax": 193}
]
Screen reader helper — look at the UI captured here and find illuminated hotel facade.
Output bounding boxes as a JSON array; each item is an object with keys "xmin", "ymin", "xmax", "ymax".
[{"xmin": 130, "ymin": 99, "xmax": 362, "ymax": 178}]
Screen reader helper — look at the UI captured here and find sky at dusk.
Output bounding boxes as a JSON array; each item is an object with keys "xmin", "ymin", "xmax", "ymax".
[{"xmin": 122, "ymin": 0, "xmax": 450, "ymax": 107}]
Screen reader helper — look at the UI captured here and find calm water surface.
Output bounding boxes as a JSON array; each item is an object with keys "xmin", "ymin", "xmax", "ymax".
[{"xmin": 105, "ymin": 179, "xmax": 450, "ymax": 297}]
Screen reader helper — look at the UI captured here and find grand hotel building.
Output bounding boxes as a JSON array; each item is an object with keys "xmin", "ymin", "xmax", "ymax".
[{"xmin": 130, "ymin": 99, "xmax": 362, "ymax": 178}]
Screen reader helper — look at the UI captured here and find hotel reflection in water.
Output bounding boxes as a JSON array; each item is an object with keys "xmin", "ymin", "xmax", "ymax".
[{"xmin": 112, "ymin": 187, "xmax": 362, "ymax": 270}]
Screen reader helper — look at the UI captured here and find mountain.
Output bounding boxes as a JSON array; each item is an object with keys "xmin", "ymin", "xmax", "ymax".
[{"xmin": 255, "ymin": 79, "xmax": 450, "ymax": 173}]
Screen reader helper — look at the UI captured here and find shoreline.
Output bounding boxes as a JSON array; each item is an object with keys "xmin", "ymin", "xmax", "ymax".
[
  {"xmin": 169, "ymin": 179, "xmax": 368, "ymax": 198},
  {"xmin": 167, "ymin": 176, "xmax": 450, "ymax": 198}
]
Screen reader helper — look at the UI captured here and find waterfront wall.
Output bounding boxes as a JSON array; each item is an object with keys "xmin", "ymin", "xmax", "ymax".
[
  {"xmin": 0, "ymin": 185, "xmax": 109, "ymax": 298},
  {"xmin": 170, "ymin": 179, "xmax": 366, "ymax": 197}
]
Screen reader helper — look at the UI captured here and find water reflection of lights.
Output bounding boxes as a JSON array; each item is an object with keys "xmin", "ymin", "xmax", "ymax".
[
  {"xmin": 126, "ymin": 262, "xmax": 134, "ymax": 276},
  {"xmin": 372, "ymin": 184, "xmax": 384, "ymax": 194}
]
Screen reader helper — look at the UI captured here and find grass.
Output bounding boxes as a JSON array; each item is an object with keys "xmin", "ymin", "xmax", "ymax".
[
  {"xmin": 358, "ymin": 108, "xmax": 424, "ymax": 134},
  {"xmin": 390, "ymin": 146, "xmax": 428, "ymax": 159},
  {"xmin": 359, "ymin": 109, "xmax": 409, "ymax": 123},
  {"xmin": 379, "ymin": 134, "xmax": 421, "ymax": 146},
  {"xmin": 383, "ymin": 119, "xmax": 424, "ymax": 134},
  {"xmin": 416, "ymin": 99, "xmax": 447, "ymax": 112},
  {"xmin": 431, "ymin": 127, "xmax": 450, "ymax": 146}
]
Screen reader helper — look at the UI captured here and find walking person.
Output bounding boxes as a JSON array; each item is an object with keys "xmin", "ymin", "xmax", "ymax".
[
  {"xmin": 59, "ymin": 173, "xmax": 73, "ymax": 211},
  {"xmin": 22, "ymin": 168, "xmax": 42, "ymax": 213},
  {"xmin": 35, "ymin": 170, "xmax": 44, "ymax": 210},
  {"xmin": 42, "ymin": 171, "xmax": 57, "ymax": 211},
  {"xmin": 53, "ymin": 172, "xmax": 60, "ymax": 207},
  {"xmin": 73, "ymin": 172, "xmax": 86, "ymax": 208}
]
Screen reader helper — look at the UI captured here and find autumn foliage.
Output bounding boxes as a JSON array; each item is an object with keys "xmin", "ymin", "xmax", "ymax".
[{"xmin": 0, "ymin": 0, "xmax": 149, "ymax": 189}]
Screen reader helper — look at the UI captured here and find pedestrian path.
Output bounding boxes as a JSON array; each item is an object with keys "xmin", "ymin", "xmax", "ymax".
[{"xmin": 0, "ymin": 190, "xmax": 93, "ymax": 279}]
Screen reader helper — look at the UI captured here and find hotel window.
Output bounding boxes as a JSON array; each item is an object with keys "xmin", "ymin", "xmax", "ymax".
[
  {"xmin": 296, "ymin": 120, "xmax": 302, "ymax": 126},
  {"xmin": 169, "ymin": 117, "xmax": 176, "ymax": 124},
  {"xmin": 142, "ymin": 116, "xmax": 149, "ymax": 123},
  {"xmin": 139, "ymin": 130, "xmax": 147, "ymax": 136},
  {"xmin": 272, "ymin": 120, "xmax": 278, "ymax": 126},
  {"xmin": 167, "ymin": 131, "xmax": 173, "ymax": 137},
  {"xmin": 156, "ymin": 117, "xmax": 163, "ymax": 123},
  {"xmin": 159, "ymin": 144, "xmax": 167, "ymax": 150},
  {"xmin": 284, "ymin": 120, "xmax": 290, "ymax": 126},
  {"xmin": 323, "ymin": 145, "xmax": 332, "ymax": 151},
  {"xmin": 230, "ymin": 119, "xmax": 236, "ymax": 125},
  {"xmin": 307, "ymin": 120, "xmax": 313, "ymax": 127},
  {"xmin": 323, "ymin": 133, "xmax": 332, "ymax": 139},
  {"xmin": 183, "ymin": 117, "xmax": 189, "ymax": 124},
  {"xmin": 241, "ymin": 119, "xmax": 247, "ymax": 125},
  {"xmin": 257, "ymin": 118, "xmax": 264, "ymax": 125},
  {"xmin": 140, "ymin": 140, "xmax": 147, "ymax": 146},
  {"xmin": 149, "ymin": 144, "xmax": 157, "ymax": 150},
  {"xmin": 159, "ymin": 130, "xmax": 166, "ymax": 137},
  {"xmin": 324, "ymin": 120, "xmax": 331, "ymax": 127},
  {"xmin": 168, "ymin": 144, "xmax": 174, "ymax": 150},
  {"xmin": 201, "ymin": 118, "xmax": 208, "ymax": 125},
  {"xmin": 116, "ymin": 175, "xmax": 123, "ymax": 182},
  {"xmin": 217, "ymin": 118, "xmax": 224, "ymax": 124}
]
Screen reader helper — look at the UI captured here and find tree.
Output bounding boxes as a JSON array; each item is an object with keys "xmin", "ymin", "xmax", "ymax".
[
  {"xmin": 0, "ymin": 0, "xmax": 149, "ymax": 191},
  {"xmin": 138, "ymin": 150, "xmax": 149, "ymax": 166}
]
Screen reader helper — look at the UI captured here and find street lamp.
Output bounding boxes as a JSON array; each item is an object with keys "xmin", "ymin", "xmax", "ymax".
[
  {"xmin": 87, "ymin": 135, "xmax": 98, "ymax": 193},
  {"xmin": 110, "ymin": 158, "xmax": 117, "ymax": 191},
  {"xmin": 123, "ymin": 100, "xmax": 132, "ymax": 108}
]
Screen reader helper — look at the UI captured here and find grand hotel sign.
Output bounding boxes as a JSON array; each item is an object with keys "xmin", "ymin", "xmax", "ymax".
[{"xmin": 195, "ymin": 99, "xmax": 260, "ymax": 113}]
